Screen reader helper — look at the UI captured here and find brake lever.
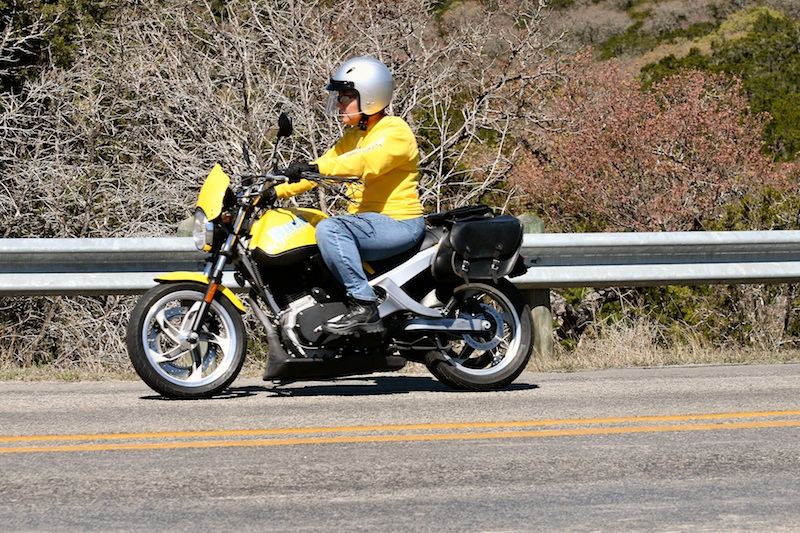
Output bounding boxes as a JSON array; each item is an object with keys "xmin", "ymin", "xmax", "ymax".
[{"xmin": 299, "ymin": 171, "xmax": 360, "ymax": 205}]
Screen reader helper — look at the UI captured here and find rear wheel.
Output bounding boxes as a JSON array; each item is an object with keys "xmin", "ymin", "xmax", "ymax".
[
  {"xmin": 126, "ymin": 282, "xmax": 246, "ymax": 399},
  {"xmin": 424, "ymin": 280, "xmax": 533, "ymax": 390}
]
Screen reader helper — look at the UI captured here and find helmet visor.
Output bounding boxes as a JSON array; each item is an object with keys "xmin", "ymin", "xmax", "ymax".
[
  {"xmin": 325, "ymin": 91, "xmax": 340, "ymax": 116},
  {"xmin": 325, "ymin": 79, "xmax": 356, "ymax": 116}
]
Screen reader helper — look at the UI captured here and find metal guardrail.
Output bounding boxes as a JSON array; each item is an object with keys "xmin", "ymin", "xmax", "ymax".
[
  {"xmin": 0, "ymin": 238, "xmax": 206, "ymax": 296},
  {"xmin": 514, "ymin": 231, "xmax": 800, "ymax": 289},
  {"xmin": 3, "ymin": 231, "xmax": 800, "ymax": 296}
]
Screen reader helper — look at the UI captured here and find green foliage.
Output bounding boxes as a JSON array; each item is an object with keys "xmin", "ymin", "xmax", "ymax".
[
  {"xmin": 562, "ymin": 287, "xmax": 589, "ymax": 306},
  {"xmin": 641, "ymin": 8, "xmax": 800, "ymax": 160},
  {"xmin": 640, "ymin": 48, "xmax": 708, "ymax": 85},
  {"xmin": 597, "ymin": 12, "xmax": 717, "ymax": 60},
  {"xmin": 598, "ymin": 21, "xmax": 655, "ymax": 59},
  {"xmin": 706, "ymin": 189, "xmax": 800, "ymax": 231},
  {"xmin": 672, "ymin": 21, "xmax": 718, "ymax": 41}
]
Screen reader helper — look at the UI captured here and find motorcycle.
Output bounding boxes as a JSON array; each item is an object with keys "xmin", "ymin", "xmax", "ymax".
[{"xmin": 126, "ymin": 113, "xmax": 534, "ymax": 398}]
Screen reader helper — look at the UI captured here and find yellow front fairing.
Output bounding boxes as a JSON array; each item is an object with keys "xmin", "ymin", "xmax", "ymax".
[
  {"xmin": 154, "ymin": 272, "xmax": 246, "ymax": 313},
  {"xmin": 196, "ymin": 164, "xmax": 231, "ymax": 221},
  {"xmin": 249, "ymin": 208, "xmax": 328, "ymax": 255}
]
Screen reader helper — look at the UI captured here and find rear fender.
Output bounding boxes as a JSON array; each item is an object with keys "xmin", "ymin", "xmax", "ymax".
[{"xmin": 154, "ymin": 272, "xmax": 246, "ymax": 313}]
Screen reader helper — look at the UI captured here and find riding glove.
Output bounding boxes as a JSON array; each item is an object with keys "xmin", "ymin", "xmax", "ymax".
[{"xmin": 284, "ymin": 161, "xmax": 318, "ymax": 183}]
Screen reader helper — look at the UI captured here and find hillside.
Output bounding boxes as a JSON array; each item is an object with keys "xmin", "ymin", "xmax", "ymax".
[{"xmin": 548, "ymin": 0, "xmax": 800, "ymax": 68}]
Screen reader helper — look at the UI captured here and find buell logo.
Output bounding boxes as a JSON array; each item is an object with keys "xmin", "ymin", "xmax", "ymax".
[{"xmin": 267, "ymin": 215, "xmax": 310, "ymax": 245}]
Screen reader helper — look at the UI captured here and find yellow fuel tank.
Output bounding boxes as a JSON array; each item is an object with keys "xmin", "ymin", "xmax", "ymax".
[{"xmin": 249, "ymin": 207, "xmax": 328, "ymax": 257}]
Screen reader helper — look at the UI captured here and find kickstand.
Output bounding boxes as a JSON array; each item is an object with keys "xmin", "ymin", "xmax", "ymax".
[{"xmin": 265, "ymin": 379, "xmax": 297, "ymax": 396}]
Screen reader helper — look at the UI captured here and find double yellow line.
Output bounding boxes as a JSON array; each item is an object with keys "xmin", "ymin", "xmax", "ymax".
[{"xmin": 2, "ymin": 410, "xmax": 799, "ymax": 454}]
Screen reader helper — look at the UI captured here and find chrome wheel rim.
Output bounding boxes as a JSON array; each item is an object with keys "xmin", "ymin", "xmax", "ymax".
[
  {"xmin": 440, "ymin": 285, "xmax": 522, "ymax": 375},
  {"xmin": 140, "ymin": 289, "xmax": 240, "ymax": 387}
]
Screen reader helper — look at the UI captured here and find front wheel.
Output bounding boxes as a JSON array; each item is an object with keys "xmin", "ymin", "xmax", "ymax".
[
  {"xmin": 424, "ymin": 280, "xmax": 533, "ymax": 391},
  {"xmin": 126, "ymin": 282, "xmax": 247, "ymax": 399}
]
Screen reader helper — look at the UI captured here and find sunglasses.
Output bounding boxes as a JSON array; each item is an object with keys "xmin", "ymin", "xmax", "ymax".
[{"xmin": 336, "ymin": 94, "xmax": 358, "ymax": 105}]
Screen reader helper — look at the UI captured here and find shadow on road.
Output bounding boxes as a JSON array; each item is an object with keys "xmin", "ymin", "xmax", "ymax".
[
  {"xmin": 140, "ymin": 375, "xmax": 538, "ymax": 400},
  {"xmin": 255, "ymin": 374, "xmax": 537, "ymax": 397}
]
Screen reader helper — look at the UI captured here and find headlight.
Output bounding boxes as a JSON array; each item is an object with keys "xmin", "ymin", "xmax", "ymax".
[{"xmin": 192, "ymin": 208, "xmax": 215, "ymax": 251}]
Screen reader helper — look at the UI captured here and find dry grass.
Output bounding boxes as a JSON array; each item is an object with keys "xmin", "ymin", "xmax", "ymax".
[
  {"xmin": 526, "ymin": 317, "xmax": 800, "ymax": 372},
  {"xmin": 3, "ymin": 319, "xmax": 799, "ymax": 382},
  {"xmin": 0, "ymin": 363, "xmax": 137, "ymax": 382}
]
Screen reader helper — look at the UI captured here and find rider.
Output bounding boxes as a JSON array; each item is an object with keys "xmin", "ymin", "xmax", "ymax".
[{"xmin": 272, "ymin": 56, "xmax": 425, "ymax": 336}]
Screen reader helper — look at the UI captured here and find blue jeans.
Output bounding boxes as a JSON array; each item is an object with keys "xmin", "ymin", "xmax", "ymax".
[{"xmin": 315, "ymin": 213, "xmax": 425, "ymax": 302}]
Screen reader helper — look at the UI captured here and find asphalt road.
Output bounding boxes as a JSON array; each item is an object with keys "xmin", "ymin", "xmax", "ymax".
[{"xmin": 1, "ymin": 363, "xmax": 799, "ymax": 532}]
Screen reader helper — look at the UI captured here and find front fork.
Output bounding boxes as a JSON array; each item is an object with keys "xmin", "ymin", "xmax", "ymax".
[{"xmin": 187, "ymin": 238, "xmax": 233, "ymax": 367}]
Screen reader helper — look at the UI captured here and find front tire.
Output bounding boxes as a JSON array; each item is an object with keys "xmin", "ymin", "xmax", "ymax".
[
  {"xmin": 424, "ymin": 280, "xmax": 533, "ymax": 390},
  {"xmin": 126, "ymin": 282, "xmax": 246, "ymax": 399}
]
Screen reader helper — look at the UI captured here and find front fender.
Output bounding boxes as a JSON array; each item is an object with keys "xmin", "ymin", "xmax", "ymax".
[{"xmin": 154, "ymin": 272, "xmax": 246, "ymax": 314}]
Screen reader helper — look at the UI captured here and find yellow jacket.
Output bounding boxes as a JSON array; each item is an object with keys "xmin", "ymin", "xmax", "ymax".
[{"xmin": 275, "ymin": 116, "xmax": 423, "ymax": 220}]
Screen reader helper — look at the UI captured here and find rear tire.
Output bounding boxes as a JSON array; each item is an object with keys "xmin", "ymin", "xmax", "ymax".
[
  {"xmin": 126, "ymin": 282, "xmax": 246, "ymax": 399},
  {"xmin": 424, "ymin": 280, "xmax": 533, "ymax": 390}
]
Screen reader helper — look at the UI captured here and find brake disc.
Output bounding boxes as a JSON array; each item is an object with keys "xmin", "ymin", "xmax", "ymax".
[{"xmin": 461, "ymin": 304, "xmax": 504, "ymax": 351}]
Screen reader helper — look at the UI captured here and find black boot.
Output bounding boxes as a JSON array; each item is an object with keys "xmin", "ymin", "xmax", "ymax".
[{"xmin": 321, "ymin": 299, "xmax": 385, "ymax": 336}]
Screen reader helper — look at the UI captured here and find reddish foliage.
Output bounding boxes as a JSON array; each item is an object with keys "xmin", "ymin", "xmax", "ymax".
[{"xmin": 512, "ymin": 54, "xmax": 794, "ymax": 232}]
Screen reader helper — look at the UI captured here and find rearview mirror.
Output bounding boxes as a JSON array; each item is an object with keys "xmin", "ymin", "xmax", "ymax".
[{"xmin": 277, "ymin": 112, "xmax": 292, "ymax": 139}]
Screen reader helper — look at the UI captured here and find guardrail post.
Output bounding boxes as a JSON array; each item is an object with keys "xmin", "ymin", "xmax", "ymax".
[
  {"xmin": 518, "ymin": 214, "xmax": 554, "ymax": 358},
  {"xmin": 522, "ymin": 288, "xmax": 555, "ymax": 358}
]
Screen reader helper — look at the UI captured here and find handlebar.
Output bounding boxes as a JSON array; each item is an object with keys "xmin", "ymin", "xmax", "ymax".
[
  {"xmin": 237, "ymin": 170, "xmax": 360, "ymax": 205},
  {"xmin": 239, "ymin": 171, "xmax": 358, "ymax": 185},
  {"xmin": 298, "ymin": 171, "xmax": 360, "ymax": 204}
]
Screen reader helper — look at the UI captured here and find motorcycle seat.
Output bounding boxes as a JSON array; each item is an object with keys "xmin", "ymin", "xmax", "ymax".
[{"xmin": 365, "ymin": 227, "xmax": 441, "ymax": 277}]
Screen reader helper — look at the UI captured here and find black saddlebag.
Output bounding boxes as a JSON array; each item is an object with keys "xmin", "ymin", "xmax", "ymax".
[{"xmin": 432, "ymin": 214, "xmax": 523, "ymax": 283}]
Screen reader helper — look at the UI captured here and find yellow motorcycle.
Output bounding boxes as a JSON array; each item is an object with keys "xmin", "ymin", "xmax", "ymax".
[{"xmin": 126, "ymin": 114, "xmax": 533, "ymax": 398}]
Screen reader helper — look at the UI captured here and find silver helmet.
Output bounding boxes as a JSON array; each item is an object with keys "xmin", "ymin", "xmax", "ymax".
[{"xmin": 325, "ymin": 56, "xmax": 394, "ymax": 116}]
